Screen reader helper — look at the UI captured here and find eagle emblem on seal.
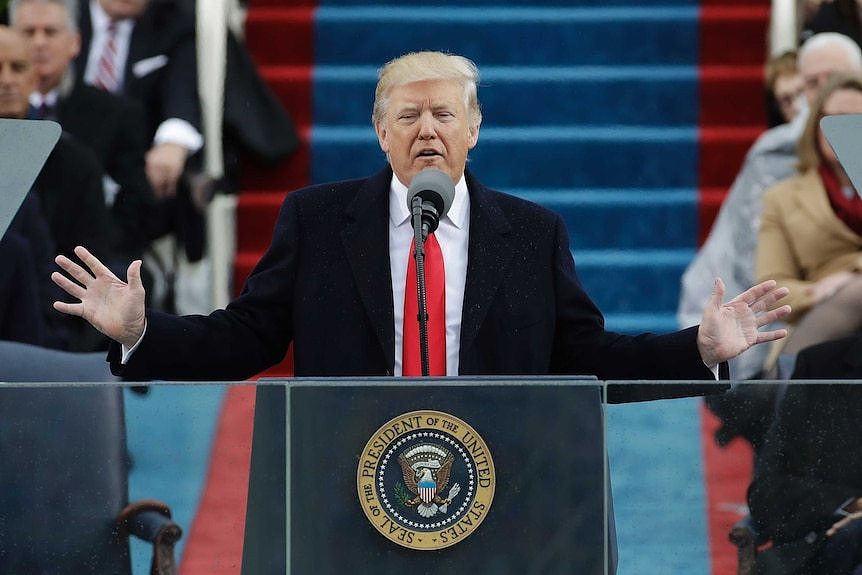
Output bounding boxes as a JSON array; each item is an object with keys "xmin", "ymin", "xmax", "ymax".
[{"xmin": 397, "ymin": 444, "xmax": 461, "ymax": 518}]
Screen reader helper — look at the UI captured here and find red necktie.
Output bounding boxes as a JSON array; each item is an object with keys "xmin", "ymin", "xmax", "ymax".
[
  {"xmin": 402, "ymin": 233, "xmax": 446, "ymax": 376},
  {"xmin": 94, "ymin": 23, "xmax": 119, "ymax": 93}
]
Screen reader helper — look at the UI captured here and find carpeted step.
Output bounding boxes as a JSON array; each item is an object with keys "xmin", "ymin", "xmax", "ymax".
[
  {"xmin": 254, "ymin": 0, "xmax": 704, "ymax": 5},
  {"xmin": 700, "ymin": 65, "xmax": 765, "ymax": 126},
  {"xmin": 699, "ymin": 125, "xmax": 763, "ymax": 189},
  {"xmin": 239, "ymin": 128, "xmax": 310, "ymax": 193},
  {"xmin": 246, "ymin": 6, "xmax": 765, "ymax": 68},
  {"xmin": 603, "ymin": 312, "xmax": 680, "ymax": 334},
  {"xmin": 251, "ymin": 6, "xmax": 698, "ymax": 67},
  {"xmin": 575, "ymin": 248, "xmax": 692, "ymax": 315},
  {"xmin": 698, "ymin": 186, "xmax": 729, "ymax": 244},
  {"xmin": 700, "ymin": 5, "xmax": 771, "ymax": 66},
  {"xmin": 309, "ymin": 125, "xmax": 702, "ymax": 188},
  {"xmin": 510, "ymin": 189, "xmax": 698, "ymax": 250},
  {"xmin": 259, "ymin": 65, "xmax": 763, "ymax": 128},
  {"xmin": 244, "ymin": 8, "xmax": 314, "ymax": 67},
  {"xmin": 235, "ymin": 192, "xmax": 287, "ymax": 254}
]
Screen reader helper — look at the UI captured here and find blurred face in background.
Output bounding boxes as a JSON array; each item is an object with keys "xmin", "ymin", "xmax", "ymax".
[
  {"xmin": 14, "ymin": 1, "xmax": 80, "ymax": 94},
  {"xmin": 773, "ymin": 72, "xmax": 804, "ymax": 122},
  {"xmin": 98, "ymin": 0, "xmax": 148, "ymax": 20},
  {"xmin": 0, "ymin": 27, "xmax": 36, "ymax": 119},
  {"xmin": 800, "ymin": 42, "xmax": 860, "ymax": 105}
]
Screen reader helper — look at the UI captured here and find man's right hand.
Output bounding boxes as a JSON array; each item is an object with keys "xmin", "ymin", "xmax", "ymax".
[{"xmin": 51, "ymin": 246, "xmax": 147, "ymax": 349}]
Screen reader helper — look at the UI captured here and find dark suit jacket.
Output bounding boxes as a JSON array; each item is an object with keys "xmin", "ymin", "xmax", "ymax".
[
  {"xmin": 57, "ymin": 82, "xmax": 155, "ymax": 257},
  {"xmin": 8, "ymin": 193, "xmax": 68, "ymax": 348},
  {"xmin": 77, "ymin": 0, "xmax": 201, "ymax": 141},
  {"xmin": 0, "ymin": 232, "xmax": 47, "ymax": 346},
  {"xmin": 31, "ymin": 133, "xmax": 116, "ymax": 351},
  {"xmin": 747, "ymin": 335, "xmax": 862, "ymax": 572},
  {"xmin": 34, "ymin": 133, "xmax": 113, "ymax": 261},
  {"xmin": 112, "ymin": 167, "xmax": 726, "ymax": 396}
]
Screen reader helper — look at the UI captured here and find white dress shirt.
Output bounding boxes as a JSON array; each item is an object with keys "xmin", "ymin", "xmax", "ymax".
[
  {"xmin": 29, "ymin": 89, "xmax": 59, "ymax": 110},
  {"xmin": 389, "ymin": 173, "xmax": 470, "ymax": 376},
  {"xmin": 83, "ymin": 0, "xmax": 133, "ymax": 92}
]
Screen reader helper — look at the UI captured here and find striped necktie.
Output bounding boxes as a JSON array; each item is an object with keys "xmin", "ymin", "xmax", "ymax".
[{"xmin": 93, "ymin": 22, "xmax": 119, "ymax": 93}]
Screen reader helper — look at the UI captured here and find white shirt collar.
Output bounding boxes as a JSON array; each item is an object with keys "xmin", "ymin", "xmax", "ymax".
[
  {"xmin": 29, "ymin": 89, "xmax": 59, "ymax": 108},
  {"xmin": 90, "ymin": 0, "xmax": 135, "ymax": 34},
  {"xmin": 389, "ymin": 171, "xmax": 469, "ymax": 230}
]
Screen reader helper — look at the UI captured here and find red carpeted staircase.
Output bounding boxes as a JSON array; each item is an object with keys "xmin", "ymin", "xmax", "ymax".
[
  {"xmin": 699, "ymin": 1, "xmax": 769, "ymax": 574},
  {"xmin": 233, "ymin": 0, "xmax": 318, "ymax": 377},
  {"xmin": 699, "ymin": 1, "xmax": 770, "ymax": 242}
]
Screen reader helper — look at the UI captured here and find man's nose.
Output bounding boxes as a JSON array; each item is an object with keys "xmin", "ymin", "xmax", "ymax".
[{"xmin": 417, "ymin": 112, "xmax": 436, "ymax": 139}]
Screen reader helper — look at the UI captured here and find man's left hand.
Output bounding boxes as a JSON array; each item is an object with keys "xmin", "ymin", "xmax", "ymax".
[
  {"xmin": 146, "ymin": 142, "xmax": 189, "ymax": 199},
  {"xmin": 697, "ymin": 278, "xmax": 791, "ymax": 368}
]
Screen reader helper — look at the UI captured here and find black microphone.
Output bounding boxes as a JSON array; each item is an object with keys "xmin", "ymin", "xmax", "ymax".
[{"xmin": 406, "ymin": 169, "xmax": 455, "ymax": 241}]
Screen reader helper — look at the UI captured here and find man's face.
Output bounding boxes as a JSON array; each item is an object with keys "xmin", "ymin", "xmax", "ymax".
[
  {"xmin": 374, "ymin": 79, "xmax": 480, "ymax": 186},
  {"xmin": 98, "ymin": 0, "xmax": 148, "ymax": 20},
  {"xmin": 0, "ymin": 29, "xmax": 36, "ymax": 119},
  {"xmin": 801, "ymin": 43, "xmax": 859, "ymax": 105},
  {"xmin": 14, "ymin": 2, "xmax": 80, "ymax": 93}
]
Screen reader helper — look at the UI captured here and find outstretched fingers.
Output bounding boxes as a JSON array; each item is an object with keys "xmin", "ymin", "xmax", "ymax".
[
  {"xmin": 54, "ymin": 253, "xmax": 96, "ymax": 287},
  {"xmin": 755, "ymin": 304, "xmax": 792, "ymax": 327},
  {"xmin": 52, "ymin": 300, "xmax": 84, "ymax": 318},
  {"xmin": 750, "ymin": 285, "xmax": 790, "ymax": 314},
  {"xmin": 755, "ymin": 326, "xmax": 789, "ymax": 344},
  {"xmin": 731, "ymin": 279, "xmax": 778, "ymax": 307},
  {"xmin": 51, "ymin": 269, "xmax": 87, "ymax": 300},
  {"xmin": 73, "ymin": 246, "xmax": 116, "ymax": 280}
]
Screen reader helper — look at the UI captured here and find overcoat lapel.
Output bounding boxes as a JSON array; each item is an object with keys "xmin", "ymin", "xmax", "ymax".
[
  {"xmin": 341, "ymin": 168, "xmax": 396, "ymax": 370},
  {"xmin": 459, "ymin": 171, "xmax": 513, "ymax": 362}
]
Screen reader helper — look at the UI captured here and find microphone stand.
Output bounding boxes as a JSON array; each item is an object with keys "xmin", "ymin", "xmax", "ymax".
[{"xmin": 410, "ymin": 195, "xmax": 431, "ymax": 376}]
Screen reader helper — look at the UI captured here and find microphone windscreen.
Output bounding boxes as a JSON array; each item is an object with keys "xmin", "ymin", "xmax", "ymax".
[{"xmin": 407, "ymin": 169, "xmax": 455, "ymax": 218}]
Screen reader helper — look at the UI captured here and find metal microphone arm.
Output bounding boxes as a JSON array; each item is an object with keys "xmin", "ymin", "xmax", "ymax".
[{"xmin": 410, "ymin": 195, "xmax": 431, "ymax": 377}]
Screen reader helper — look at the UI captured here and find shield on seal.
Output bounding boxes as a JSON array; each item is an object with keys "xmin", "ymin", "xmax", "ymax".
[{"xmin": 417, "ymin": 468, "xmax": 437, "ymax": 503}]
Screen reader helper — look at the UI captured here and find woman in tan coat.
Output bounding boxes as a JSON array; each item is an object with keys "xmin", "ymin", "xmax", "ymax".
[{"xmin": 758, "ymin": 73, "xmax": 862, "ymax": 368}]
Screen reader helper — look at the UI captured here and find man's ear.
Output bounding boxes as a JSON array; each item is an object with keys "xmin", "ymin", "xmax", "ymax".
[
  {"xmin": 71, "ymin": 31, "xmax": 82, "ymax": 59},
  {"xmin": 375, "ymin": 121, "xmax": 389, "ymax": 153},
  {"xmin": 467, "ymin": 122, "xmax": 480, "ymax": 149}
]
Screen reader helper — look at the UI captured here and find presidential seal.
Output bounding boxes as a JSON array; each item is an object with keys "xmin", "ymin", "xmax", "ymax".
[{"xmin": 357, "ymin": 410, "xmax": 495, "ymax": 550}]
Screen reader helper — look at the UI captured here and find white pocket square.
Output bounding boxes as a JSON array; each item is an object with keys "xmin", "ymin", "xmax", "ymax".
[{"xmin": 132, "ymin": 54, "xmax": 169, "ymax": 78}]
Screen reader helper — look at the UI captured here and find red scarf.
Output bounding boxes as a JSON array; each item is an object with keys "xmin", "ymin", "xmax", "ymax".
[{"xmin": 818, "ymin": 164, "xmax": 862, "ymax": 236}]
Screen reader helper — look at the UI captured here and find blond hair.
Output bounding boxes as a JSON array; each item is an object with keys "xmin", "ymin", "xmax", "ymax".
[
  {"xmin": 764, "ymin": 50, "xmax": 798, "ymax": 91},
  {"xmin": 371, "ymin": 51, "xmax": 482, "ymax": 127}
]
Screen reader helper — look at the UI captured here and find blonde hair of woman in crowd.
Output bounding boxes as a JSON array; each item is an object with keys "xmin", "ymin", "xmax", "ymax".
[{"xmin": 765, "ymin": 51, "xmax": 803, "ymax": 125}]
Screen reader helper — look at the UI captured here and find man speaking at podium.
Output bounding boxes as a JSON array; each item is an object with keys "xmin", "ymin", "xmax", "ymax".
[{"xmin": 51, "ymin": 51, "xmax": 790, "ymax": 389}]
